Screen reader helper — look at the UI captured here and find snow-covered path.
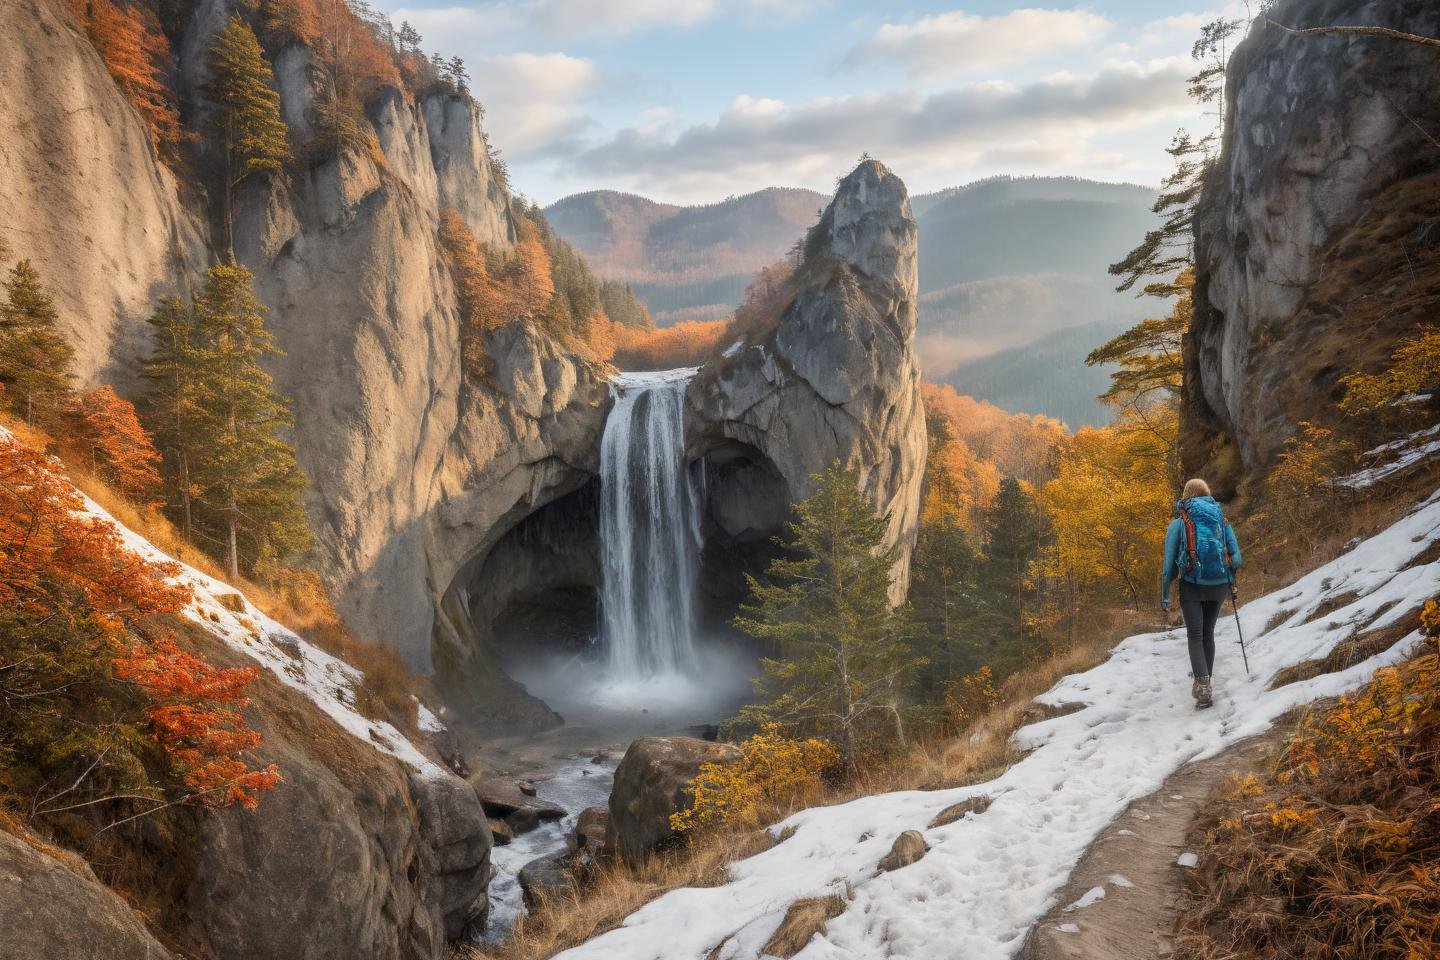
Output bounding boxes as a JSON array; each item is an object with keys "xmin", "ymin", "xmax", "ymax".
[{"xmin": 557, "ymin": 490, "xmax": 1440, "ymax": 960}]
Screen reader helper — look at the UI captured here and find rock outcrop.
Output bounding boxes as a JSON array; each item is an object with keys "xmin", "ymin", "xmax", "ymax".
[
  {"xmin": 605, "ymin": 736, "xmax": 743, "ymax": 866},
  {"xmin": 177, "ymin": 617, "xmax": 493, "ymax": 957},
  {"xmin": 687, "ymin": 160, "xmax": 926, "ymax": 600},
  {"xmin": 1188, "ymin": 0, "xmax": 1440, "ymax": 471},
  {"xmin": 0, "ymin": 829, "xmax": 173, "ymax": 960}
]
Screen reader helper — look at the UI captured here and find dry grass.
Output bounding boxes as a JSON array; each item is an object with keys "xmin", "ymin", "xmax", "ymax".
[
  {"xmin": 3, "ymin": 414, "xmax": 434, "ymax": 742},
  {"xmin": 1175, "ymin": 619, "xmax": 1440, "ymax": 960}
]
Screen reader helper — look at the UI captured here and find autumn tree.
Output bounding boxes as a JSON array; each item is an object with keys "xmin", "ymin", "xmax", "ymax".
[
  {"xmin": 68, "ymin": 0, "xmax": 182, "ymax": 157},
  {"xmin": 736, "ymin": 463, "xmax": 921, "ymax": 774},
  {"xmin": 0, "ymin": 259, "xmax": 74, "ymax": 425},
  {"xmin": 189, "ymin": 263, "xmax": 310, "ymax": 579},
  {"xmin": 206, "ymin": 14, "xmax": 289, "ymax": 253},
  {"xmin": 1041, "ymin": 409, "xmax": 1176, "ymax": 610},
  {"xmin": 0, "ymin": 432, "xmax": 277, "ymax": 818},
  {"xmin": 73, "ymin": 385, "xmax": 163, "ymax": 499}
]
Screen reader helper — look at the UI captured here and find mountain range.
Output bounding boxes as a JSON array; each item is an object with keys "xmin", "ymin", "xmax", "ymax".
[{"xmin": 545, "ymin": 176, "xmax": 1162, "ymax": 428}]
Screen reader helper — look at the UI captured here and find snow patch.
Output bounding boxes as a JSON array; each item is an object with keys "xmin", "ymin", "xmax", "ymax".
[
  {"xmin": 722, "ymin": 339, "xmax": 745, "ymax": 358},
  {"xmin": 1064, "ymin": 886, "xmax": 1106, "ymax": 912},
  {"xmin": 553, "ymin": 486, "xmax": 1440, "ymax": 960},
  {"xmin": 1176, "ymin": 852, "xmax": 1198, "ymax": 868},
  {"xmin": 1335, "ymin": 423, "xmax": 1440, "ymax": 489},
  {"xmin": 1107, "ymin": 874, "xmax": 1134, "ymax": 888}
]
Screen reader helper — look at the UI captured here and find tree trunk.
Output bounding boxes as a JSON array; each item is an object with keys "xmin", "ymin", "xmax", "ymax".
[
  {"xmin": 226, "ymin": 487, "xmax": 239, "ymax": 581},
  {"xmin": 178, "ymin": 447, "xmax": 193, "ymax": 546}
]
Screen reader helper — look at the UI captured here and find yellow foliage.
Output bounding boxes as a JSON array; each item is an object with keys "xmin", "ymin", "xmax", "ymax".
[
  {"xmin": 943, "ymin": 666, "xmax": 1000, "ymax": 731},
  {"xmin": 1040, "ymin": 406, "xmax": 1176, "ymax": 606},
  {"xmin": 1340, "ymin": 323, "xmax": 1440, "ymax": 414},
  {"xmin": 670, "ymin": 725, "xmax": 839, "ymax": 834}
]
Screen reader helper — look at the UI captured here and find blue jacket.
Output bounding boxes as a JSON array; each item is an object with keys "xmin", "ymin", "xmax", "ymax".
[{"xmin": 1160, "ymin": 496, "xmax": 1242, "ymax": 606}]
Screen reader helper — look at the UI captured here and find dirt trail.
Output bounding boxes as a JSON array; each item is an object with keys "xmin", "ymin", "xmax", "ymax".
[{"xmin": 1019, "ymin": 726, "xmax": 1289, "ymax": 960}]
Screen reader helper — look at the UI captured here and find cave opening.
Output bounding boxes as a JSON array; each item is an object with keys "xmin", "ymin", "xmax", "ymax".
[{"xmin": 439, "ymin": 439, "xmax": 791, "ymax": 732}]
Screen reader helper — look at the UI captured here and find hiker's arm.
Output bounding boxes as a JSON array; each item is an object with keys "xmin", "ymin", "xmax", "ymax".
[
  {"xmin": 1160, "ymin": 520, "xmax": 1181, "ymax": 607},
  {"xmin": 1226, "ymin": 523, "xmax": 1242, "ymax": 571}
]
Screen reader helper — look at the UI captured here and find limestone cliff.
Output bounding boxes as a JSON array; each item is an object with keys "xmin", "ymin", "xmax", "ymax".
[
  {"xmin": 1188, "ymin": 0, "xmax": 1440, "ymax": 473},
  {"xmin": 687, "ymin": 160, "xmax": 927, "ymax": 600},
  {"xmin": 0, "ymin": 0, "xmax": 209, "ymax": 390}
]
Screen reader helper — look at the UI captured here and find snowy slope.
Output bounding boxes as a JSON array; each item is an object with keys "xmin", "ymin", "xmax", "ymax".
[
  {"xmin": 4, "ymin": 427, "xmax": 448, "ymax": 780},
  {"xmin": 557, "ymin": 490, "xmax": 1440, "ymax": 960}
]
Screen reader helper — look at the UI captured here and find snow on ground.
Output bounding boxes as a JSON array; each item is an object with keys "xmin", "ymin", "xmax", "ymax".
[
  {"xmin": 611, "ymin": 367, "xmax": 700, "ymax": 389},
  {"xmin": 1335, "ymin": 423, "xmax": 1440, "ymax": 489},
  {"xmin": 4, "ymin": 423, "xmax": 450, "ymax": 780},
  {"xmin": 556, "ymin": 489, "xmax": 1440, "ymax": 960}
]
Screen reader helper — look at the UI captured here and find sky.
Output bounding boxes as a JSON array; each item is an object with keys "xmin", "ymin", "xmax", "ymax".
[{"xmin": 375, "ymin": 1, "xmax": 1240, "ymax": 206}]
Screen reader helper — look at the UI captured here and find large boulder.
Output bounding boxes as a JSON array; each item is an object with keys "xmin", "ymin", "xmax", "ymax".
[
  {"xmin": 0, "ymin": 829, "xmax": 172, "ymax": 960},
  {"xmin": 1188, "ymin": 0, "xmax": 1440, "ymax": 471},
  {"xmin": 687, "ymin": 160, "xmax": 926, "ymax": 604},
  {"xmin": 605, "ymin": 736, "xmax": 743, "ymax": 866},
  {"xmin": 179, "ymin": 620, "xmax": 492, "ymax": 959},
  {"xmin": 517, "ymin": 851, "xmax": 575, "ymax": 906}
]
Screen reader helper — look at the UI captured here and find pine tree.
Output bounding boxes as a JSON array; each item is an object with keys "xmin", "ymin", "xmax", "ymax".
[
  {"xmin": 205, "ymin": 14, "xmax": 289, "ymax": 254},
  {"xmin": 141, "ymin": 295, "xmax": 203, "ymax": 542},
  {"xmin": 190, "ymin": 264, "xmax": 309, "ymax": 578},
  {"xmin": 909, "ymin": 519, "xmax": 983, "ymax": 693},
  {"xmin": 978, "ymin": 477, "xmax": 1047, "ymax": 670},
  {"xmin": 1087, "ymin": 269, "xmax": 1193, "ymax": 412},
  {"xmin": 0, "ymin": 260, "xmax": 74, "ymax": 425},
  {"xmin": 736, "ymin": 463, "xmax": 921, "ymax": 775}
]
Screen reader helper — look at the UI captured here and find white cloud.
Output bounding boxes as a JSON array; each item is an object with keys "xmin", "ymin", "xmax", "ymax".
[
  {"xmin": 470, "ymin": 52, "xmax": 601, "ymax": 157},
  {"xmin": 557, "ymin": 58, "xmax": 1195, "ymax": 199},
  {"xmin": 843, "ymin": 8, "xmax": 1113, "ymax": 80}
]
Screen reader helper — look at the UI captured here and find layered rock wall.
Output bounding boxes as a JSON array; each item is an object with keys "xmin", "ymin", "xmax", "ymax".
[{"xmin": 1188, "ymin": 0, "xmax": 1440, "ymax": 469}]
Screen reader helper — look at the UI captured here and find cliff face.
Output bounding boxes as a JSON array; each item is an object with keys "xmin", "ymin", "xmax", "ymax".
[
  {"xmin": 0, "ymin": 0, "xmax": 610, "ymax": 681},
  {"xmin": 0, "ymin": 0, "xmax": 209, "ymax": 389},
  {"xmin": 687, "ymin": 160, "xmax": 927, "ymax": 600},
  {"xmin": 1188, "ymin": 0, "xmax": 1440, "ymax": 470}
]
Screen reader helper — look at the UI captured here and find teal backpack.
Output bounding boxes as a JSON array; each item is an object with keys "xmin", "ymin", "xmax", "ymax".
[{"xmin": 1177, "ymin": 497, "xmax": 1233, "ymax": 583}]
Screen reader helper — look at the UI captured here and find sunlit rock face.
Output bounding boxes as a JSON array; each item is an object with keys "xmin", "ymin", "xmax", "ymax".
[
  {"xmin": 1188, "ymin": 0, "xmax": 1440, "ymax": 470},
  {"xmin": 687, "ymin": 159, "xmax": 927, "ymax": 603}
]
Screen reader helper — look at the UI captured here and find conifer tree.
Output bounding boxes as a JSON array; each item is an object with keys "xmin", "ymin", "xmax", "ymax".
[
  {"xmin": 978, "ymin": 477, "xmax": 1047, "ymax": 667},
  {"xmin": 141, "ymin": 295, "xmax": 203, "ymax": 542},
  {"xmin": 190, "ymin": 264, "xmax": 309, "ymax": 578},
  {"xmin": 736, "ymin": 463, "xmax": 921, "ymax": 775},
  {"xmin": 205, "ymin": 14, "xmax": 289, "ymax": 254},
  {"xmin": 909, "ymin": 519, "xmax": 983, "ymax": 692},
  {"xmin": 0, "ymin": 260, "xmax": 74, "ymax": 425}
]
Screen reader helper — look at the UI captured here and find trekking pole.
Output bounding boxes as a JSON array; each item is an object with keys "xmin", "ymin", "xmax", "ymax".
[{"xmin": 1227, "ymin": 576, "xmax": 1252, "ymax": 678}]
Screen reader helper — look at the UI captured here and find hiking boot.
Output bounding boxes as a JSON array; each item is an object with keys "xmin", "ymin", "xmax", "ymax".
[{"xmin": 1192, "ymin": 676, "xmax": 1213, "ymax": 709}]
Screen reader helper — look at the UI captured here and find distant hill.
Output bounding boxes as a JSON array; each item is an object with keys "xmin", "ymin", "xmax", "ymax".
[
  {"xmin": 546, "ymin": 176, "xmax": 1161, "ymax": 426},
  {"xmin": 544, "ymin": 187, "xmax": 827, "ymax": 325},
  {"xmin": 946, "ymin": 319, "xmax": 1133, "ymax": 430}
]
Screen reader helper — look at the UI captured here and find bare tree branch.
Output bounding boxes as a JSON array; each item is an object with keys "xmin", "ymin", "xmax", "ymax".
[{"xmin": 1267, "ymin": 20, "xmax": 1440, "ymax": 50}]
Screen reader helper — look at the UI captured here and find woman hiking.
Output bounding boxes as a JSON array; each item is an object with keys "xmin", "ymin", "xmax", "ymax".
[{"xmin": 1160, "ymin": 478, "xmax": 1242, "ymax": 709}]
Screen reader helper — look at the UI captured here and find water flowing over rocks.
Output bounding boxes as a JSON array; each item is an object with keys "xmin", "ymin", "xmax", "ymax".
[
  {"xmin": 1188, "ymin": 0, "xmax": 1440, "ymax": 471},
  {"xmin": 686, "ymin": 160, "xmax": 927, "ymax": 601}
]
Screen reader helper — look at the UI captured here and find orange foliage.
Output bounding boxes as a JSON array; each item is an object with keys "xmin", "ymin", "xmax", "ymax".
[
  {"xmin": 0, "ymin": 432, "xmax": 188, "ymax": 626},
  {"xmin": 114, "ymin": 633, "xmax": 281, "ymax": 808},
  {"xmin": 68, "ymin": 0, "xmax": 181, "ymax": 156},
  {"xmin": 610, "ymin": 317, "xmax": 735, "ymax": 370},
  {"xmin": 70, "ymin": 385, "xmax": 163, "ymax": 500},
  {"xmin": 921, "ymin": 383, "xmax": 1066, "ymax": 485},
  {"xmin": 260, "ymin": 0, "xmax": 400, "ymax": 104}
]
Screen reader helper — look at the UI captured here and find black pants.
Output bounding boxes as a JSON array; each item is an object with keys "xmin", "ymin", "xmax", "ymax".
[{"xmin": 1179, "ymin": 580, "xmax": 1228, "ymax": 679}]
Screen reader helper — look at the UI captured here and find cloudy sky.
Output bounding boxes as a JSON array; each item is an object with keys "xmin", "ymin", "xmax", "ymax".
[{"xmin": 376, "ymin": 1, "xmax": 1240, "ymax": 205}]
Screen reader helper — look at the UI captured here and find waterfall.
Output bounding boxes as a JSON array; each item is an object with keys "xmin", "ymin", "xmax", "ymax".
[{"xmin": 598, "ymin": 368, "xmax": 703, "ymax": 678}]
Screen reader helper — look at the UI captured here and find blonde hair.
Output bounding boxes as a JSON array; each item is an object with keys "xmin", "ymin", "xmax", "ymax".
[{"xmin": 1182, "ymin": 478, "xmax": 1211, "ymax": 499}]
